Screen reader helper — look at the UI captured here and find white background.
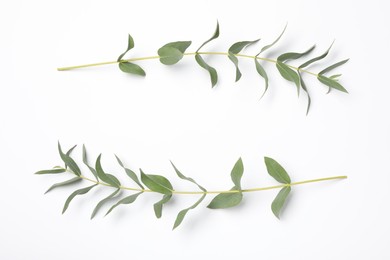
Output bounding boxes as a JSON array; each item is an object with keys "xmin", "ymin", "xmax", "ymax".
[{"xmin": 1, "ymin": 0, "xmax": 389, "ymax": 259}]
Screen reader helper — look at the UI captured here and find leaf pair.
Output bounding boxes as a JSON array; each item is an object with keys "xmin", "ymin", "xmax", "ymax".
[{"xmin": 117, "ymin": 34, "xmax": 146, "ymax": 76}]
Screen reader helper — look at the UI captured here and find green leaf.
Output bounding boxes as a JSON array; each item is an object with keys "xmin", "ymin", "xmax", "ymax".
[
  {"xmin": 299, "ymin": 72, "xmax": 311, "ymax": 115},
  {"xmin": 35, "ymin": 168, "xmax": 66, "ymax": 175},
  {"xmin": 230, "ymin": 158, "xmax": 244, "ymax": 190},
  {"xmin": 82, "ymin": 144, "xmax": 98, "ymax": 181},
  {"xmin": 66, "ymin": 145, "xmax": 77, "ymax": 157},
  {"xmin": 317, "ymin": 75, "xmax": 348, "ymax": 93},
  {"xmin": 254, "ymin": 59, "xmax": 269, "ymax": 99},
  {"xmin": 62, "ymin": 184, "xmax": 97, "ymax": 214},
  {"xmin": 115, "ymin": 155, "xmax": 144, "ymax": 189},
  {"xmin": 58, "ymin": 142, "xmax": 81, "ymax": 176},
  {"xmin": 277, "ymin": 45, "xmax": 315, "ymax": 63},
  {"xmin": 256, "ymin": 24, "xmax": 287, "ymax": 56},
  {"xmin": 271, "ymin": 186, "xmax": 291, "ymax": 219},
  {"xmin": 105, "ymin": 192, "xmax": 143, "ymax": 216},
  {"xmin": 117, "ymin": 34, "xmax": 135, "ymax": 61},
  {"xmin": 195, "ymin": 54, "xmax": 218, "ymax": 87},
  {"xmin": 45, "ymin": 177, "xmax": 81, "ymax": 194},
  {"xmin": 264, "ymin": 157, "xmax": 291, "ymax": 184},
  {"xmin": 330, "ymin": 74, "xmax": 342, "ymax": 79},
  {"xmin": 91, "ymin": 188, "xmax": 121, "ymax": 219},
  {"xmin": 95, "ymin": 155, "xmax": 121, "ymax": 187},
  {"xmin": 158, "ymin": 41, "xmax": 191, "ymax": 65},
  {"xmin": 173, "ymin": 194, "xmax": 206, "ymax": 230},
  {"xmin": 228, "ymin": 39, "xmax": 259, "ymax": 82},
  {"xmin": 140, "ymin": 170, "xmax": 173, "ymax": 194},
  {"xmin": 319, "ymin": 59, "xmax": 349, "ymax": 75},
  {"xmin": 119, "ymin": 62, "xmax": 146, "ymax": 76},
  {"xmin": 299, "ymin": 41, "xmax": 334, "ymax": 69},
  {"xmin": 276, "ymin": 61, "xmax": 300, "ymax": 94},
  {"xmin": 207, "ymin": 190, "xmax": 243, "ymax": 209},
  {"xmin": 170, "ymin": 161, "xmax": 206, "ymax": 192},
  {"xmin": 154, "ymin": 194, "xmax": 172, "ymax": 218},
  {"xmin": 196, "ymin": 21, "xmax": 220, "ymax": 52}
]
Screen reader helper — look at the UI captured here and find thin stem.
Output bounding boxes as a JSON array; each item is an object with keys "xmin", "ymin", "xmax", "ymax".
[{"xmin": 57, "ymin": 52, "xmax": 317, "ymax": 76}]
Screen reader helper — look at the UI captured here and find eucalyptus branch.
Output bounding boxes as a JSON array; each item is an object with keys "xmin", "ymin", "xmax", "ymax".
[
  {"xmin": 57, "ymin": 23, "xmax": 349, "ymax": 114},
  {"xmin": 35, "ymin": 143, "xmax": 347, "ymax": 229}
]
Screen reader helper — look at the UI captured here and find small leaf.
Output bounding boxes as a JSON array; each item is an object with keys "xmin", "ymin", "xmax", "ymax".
[
  {"xmin": 171, "ymin": 161, "xmax": 206, "ymax": 192},
  {"xmin": 117, "ymin": 34, "xmax": 135, "ymax": 61},
  {"xmin": 254, "ymin": 59, "xmax": 269, "ymax": 99},
  {"xmin": 140, "ymin": 170, "xmax": 173, "ymax": 194},
  {"xmin": 45, "ymin": 177, "xmax": 81, "ymax": 194},
  {"xmin": 62, "ymin": 184, "xmax": 97, "ymax": 214},
  {"xmin": 329, "ymin": 74, "xmax": 342, "ymax": 80},
  {"xmin": 119, "ymin": 62, "xmax": 146, "ymax": 76},
  {"xmin": 230, "ymin": 158, "xmax": 244, "ymax": 190},
  {"xmin": 317, "ymin": 75, "xmax": 348, "ymax": 93},
  {"xmin": 105, "ymin": 192, "xmax": 143, "ymax": 216},
  {"xmin": 66, "ymin": 145, "xmax": 77, "ymax": 157},
  {"xmin": 299, "ymin": 72, "xmax": 311, "ymax": 115},
  {"xmin": 277, "ymin": 45, "xmax": 315, "ymax": 63},
  {"xmin": 264, "ymin": 157, "xmax": 291, "ymax": 184},
  {"xmin": 319, "ymin": 59, "xmax": 349, "ymax": 75},
  {"xmin": 154, "ymin": 194, "xmax": 172, "ymax": 218},
  {"xmin": 95, "ymin": 155, "xmax": 121, "ymax": 187},
  {"xmin": 299, "ymin": 42, "xmax": 334, "ymax": 69},
  {"xmin": 271, "ymin": 186, "xmax": 291, "ymax": 219},
  {"xmin": 195, "ymin": 54, "xmax": 218, "ymax": 87},
  {"xmin": 115, "ymin": 155, "xmax": 144, "ymax": 189},
  {"xmin": 158, "ymin": 41, "xmax": 191, "ymax": 65},
  {"xmin": 256, "ymin": 24, "xmax": 287, "ymax": 56},
  {"xmin": 228, "ymin": 39, "xmax": 259, "ymax": 82},
  {"xmin": 227, "ymin": 54, "xmax": 242, "ymax": 82},
  {"xmin": 173, "ymin": 194, "xmax": 206, "ymax": 230},
  {"xmin": 58, "ymin": 142, "xmax": 81, "ymax": 176},
  {"xmin": 207, "ymin": 190, "xmax": 243, "ymax": 209},
  {"xmin": 196, "ymin": 21, "xmax": 219, "ymax": 52},
  {"xmin": 276, "ymin": 61, "xmax": 300, "ymax": 94},
  {"xmin": 82, "ymin": 144, "xmax": 98, "ymax": 181},
  {"xmin": 91, "ymin": 188, "xmax": 121, "ymax": 219},
  {"xmin": 35, "ymin": 168, "xmax": 66, "ymax": 175}
]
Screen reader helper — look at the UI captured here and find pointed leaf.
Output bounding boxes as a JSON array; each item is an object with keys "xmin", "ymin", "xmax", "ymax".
[
  {"xmin": 154, "ymin": 194, "xmax": 172, "ymax": 218},
  {"xmin": 158, "ymin": 41, "xmax": 191, "ymax": 65},
  {"xmin": 58, "ymin": 142, "xmax": 81, "ymax": 176},
  {"xmin": 319, "ymin": 59, "xmax": 349, "ymax": 75},
  {"xmin": 115, "ymin": 155, "xmax": 144, "ymax": 189},
  {"xmin": 228, "ymin": 39, "xmax": 259, "ymax": 82},
  {"xmin": 105, "ymin": 192, "xmax": 143, "ymax": 216},
  {"xmin": 330, "ymin": 74, "xmax": 342, "ymax": 79},
  {"xmin": 62, "ymin": 184, "xmax": 97, "ymax": 214},
  {"xmin": 227, "ymin": 54, "xmax": 242, "ymax": 82},
  {"xmin": 276, "ymin": 61, "xmax": 300, "ymax": 93},
  {"xmin": 173, "ymin": 194, "xmax": 206, "ymax": 230},
  {"xmin": 45, "ymin": 177, "xmax": 81, "ymax": 194},
  {"xmin": 171, "ymin": 161, "xmax": 206, "ymax": 192},
  {"xmin": 119, "ymin": 62, "xmax": 146, "ymax": 76},
  {"xmin": 35, "ymin": 168, "xmax": 66, "ymax": 175},
  {"xmin": 271, "ymin": 186, "xmax": 291, "ymax": 219},
  {"xmin": 256, "ymin": 24, "xmax": 287, "ymax": 56},
  {"xmin": 264, "ymin": 157, "xmax": 291, "ymax": 184},
  {"xmin": 117, "ymin": 34, "xmax": 135, "ymax": 61},
  {"xmin": 82, "ymin": 144, "xmax": 98, "ymax": 181},
  {"xmin": 140, "ymin": 170, "xmax": 173, "ymax": 194},
  {"xmin": 254, "ymin": 59, "xmax": 269, "ymax": 99},
  {"xmin": 91, "ymin": 188, "xmax": 120, "ymax": 219},
  {"xmin": 231, "ymin": 158, "xmax": 244, "ymax": 190},
  {"xmin": 317, "ymin": 75, "xmax": 348, "ymax": 93},
  {"xmin": 299, "ymin": 42, "xmax": 334, "ymax": 69},
  {"xmin": 196, "ymin": 21, "xmax": 219, "ymax": 52},
  {"xmin": 207, "ymin": 189, "xmax": 243, "ymax": 209},
  {"xmin": 66, "ymin": 145, "xmax": 77, "ymax": 156},
  {"xmin": 277, "ymin": 45, "xmax": 315, "ymax": 63},
  {"xmin": 95, "ymin": 155, "xmax": 121, "ymax": 187},
  {"xmin": 195, "ymin": 54, "xmax": 218, "ymax": 87},
  {"xmin": 299, "ymin": 72, "xmax": 311, "ymax": 115}
]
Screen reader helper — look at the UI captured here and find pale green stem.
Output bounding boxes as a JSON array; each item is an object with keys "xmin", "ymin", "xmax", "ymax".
[{"xmin": 57, "ymin": 52, "xmax": 317, "ymax": 76}]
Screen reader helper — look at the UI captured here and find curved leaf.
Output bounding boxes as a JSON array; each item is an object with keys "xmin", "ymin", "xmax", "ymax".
[
  {"xmin": 319, "ymin": 59, "xmax": 349, "ymax": 75},
  {"xmin": 277, "ymin": 45, "xmax": 315, "ymax": 63},
  {"xmin": 158, "ymin": 41, "xmax": 191, "ymax": 65},
  {"xmin": 228, "ymin": 39, "xmax": 259, "ymax": 81},
  {"xmin": 35, "ymin": 168, "xmax": 65, "ymax": 175},
  {"xmin": 154, "ymin": 194, "xmax": 172, "ymax": 218},
  {"xmin": 140, "ymin": 170, "xmax": 173, "ymax": 194},
  {"xmin": 299, "ymin": 72, "xmax": 311, "ymax": 115},
  {"xmin": 173, "ymin": 194, "xmax": 206, "ymax": 230},
  {"xmin": 62, "ymin": 184, "xmax": 97, "ymax": 214},
  {"xmin": 119, "ymin": 62, "xmax": 146, "ymax": 76},
  {"xmin": 317, "ymin": 75, "xmax": 348, "ymax": 93},
  {"xmin": 256, "ymin": 24, "xmax": 287, "ymax": 56},
  {"xmin": 207, "ymin": 189, "xmax": 242, "ymax": 209},
  {"xmin": 105, "ymin": 192, "xmax": 143, "ymax": 216},
  {"xmin": 196, "ymin": 21, "xmax": 219, "ymax": 52},
  {"xmin": 45, "ymin": 177, "xmax": 81, "ymax": 194},
  {"xmin": 170, "ymin": 161, "xmax": 206, "ymax": 192},
  {"xmin": 299, "ymin": 42, "xmax": 334, "ymax": 69},
  {"xmin": 254, "ymin": 59, "xmax": 269, "ymax": 99},
  {"xmin": 58, "ymin": 142, "xmax": 81, "ymax": 176},
  {"xmin": 276, "ymin": 61, "xmax": 300, "ymax": 94},
  {"xmin": 231, "ymin": 158, "xmax": 244, "ymax": 190},
  {"xmin": 95, "ymin": 155, "xmax": 121, "ymax": 187},
  {"xmin": 271, "ymin": 186, "xmax": 291, "ymax": 219},
  {"xmin": 117, "ymin": 34, "xmax": 135, "ymax": 61},
  {"xmin": 82, "ymin": 144, "xmax": 98, "ymax": 181},
  {"xmin": 264, "ymin": 157, "xmax": 291, "ymax": 184},
  {"xmin": 91, "ymin": 188, "xmax": 121, "ymax": 219},
  {"xmin": 115, "ymin": 155, "xmax": 144, "ymax": 189},
  {"xmin": 195, "ymin": 54, "xmax": 218, "ymax": 87}
]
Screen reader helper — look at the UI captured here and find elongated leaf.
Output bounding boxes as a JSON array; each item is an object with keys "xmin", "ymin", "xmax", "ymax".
[
  {"xmin": 117, "ymin": 34, "xmax": 135, "ymax": 61},
  {"xmin": 62, "ymin": 184, "xmax": 97, "ymax": 214},
  {"xmin": 256, "ymin": 24, "xmax": 287, "ymax": 56},
  {"xmin": 317, "ymin": 75, "xmax": 348, "ymax": 93},
  {"xmin": 276, "ymin": 61, "xmax": 300, "ymax": 94},
  {"xmin": 330, "ymin": 74, "xmax": 342, "ymax": 79},
  {"xmin": 173, "ymin": 194, "xmax": 206, "ymax": 230},
  {"xmin": 58, "ymin": 142, "xmax": 81, "ymax": 176},
  {"xmin": 64, "ymin": 145, "xmax": 76, "ymax": 170},
  {"xmin": 254, "ymin": 59, "xmax": 269, "ymax": 99},
  {"xmin": 91, "ymin": 188, "xmax": 120, "ymax": 219},
  {"xmin": 119, "ymin": 62, "xmax": 146, "ymax": 76},
  {"xmin": 271, "ymin": 186, "xmax": 291, "ymax": 219},
  {"xmin": 227, "ymin": 54, "xmax": 242, "ymax": 82},
  {"xmin": 264, "ymin": 157, "xmax": 291, "ymax": 184},
  {"xmin": 196, "ymin": 21, "xmax": 219, "ymax": 52},
  {"xmin": 195, "ymin": 54, "xmax": 218, "ymax": 87},
  {"xmin": 319, "ymin": 59, "xmax": 349, "ymax": 75},
  {"xmin": 207, "ymin": 189, "xmax": 243, "ymax": 209},
  {"xmin": 35, "ymin": 168, "xmax": 66, "ymax": 175},
  {"xmin": 140, "ymin": 170, "xmax": 173, "ymax": 194},
  {"xmin": 95, "ymin": 155, "xmax": 121, "ymax": 187},
  {"xmin": 277, "ymin": 45, "xmax": 315, "ymax": 63},
  {"xmin": 299, "ymin": 42, "xmax": 334, "ymax": 69},
  {"xmin": 228, "ymin": 39, "xmax": 259, "ymax": 82},
  {"xmin": 170, "ymin": 161, "xmax": 206, "ymax": 192},
  {"xmin": 231, "ymin": 158, "xmax": 244, "ymax": 190},
  {"xmin": 158, "ymin": 41, "xmax": 191, "ymax": 65},
  {"xmin": 299, "ymin": 72, "xmax": 311, "ymax": 115},
  {"xmin": 105, "ymin": 192, "xmax": 143, "ymax": 216},
  {"xmin": 82, "ymin": 144, "xmax": 98, "ymax": 181},
  {"xmin": 115, "ymin": 155, "xmax": 144, "ymax": 189},
  {"xmin": 45, "ymin": 177, "xmax": 81, "ymax": 194},
  {"xmin": 154, "ymin": 194, "xmax": 172, "ymax": 218}
]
